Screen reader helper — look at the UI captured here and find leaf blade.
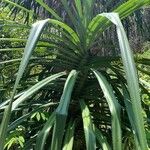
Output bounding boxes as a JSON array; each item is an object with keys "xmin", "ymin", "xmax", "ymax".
[
  {"xmin": 92, "ymin": 69, "xmax": 122, "ymax": 150},
  {"xmin": 80, "ymin": 99, "xmax": 96, "ymax": 150},
  {"xmin": 62, "ymin": 121, "xmax": 75, "ymax": 150},
  {"xmin": 0, "ymin": 19, "xmax": 50, "ymax": 150},
  {"xmin": 51, "ymin": 70, "xmax": 78, "ymax": 150},
  {"xmin": 99, "ymin": 13, "xmax": 148, "ymax": 149}
]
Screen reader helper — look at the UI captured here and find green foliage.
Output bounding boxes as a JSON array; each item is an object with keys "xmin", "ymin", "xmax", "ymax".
[
  {"xmin": 4, "ymin": 126, "xmax": 25, "ymax": 150},
  {"xmin": 31, "ymin": 111, "xmax": 49, "ymax": 121},
  {"xmin": 0, "ymin": 0, "xmax": 150, "ymax": 150}
]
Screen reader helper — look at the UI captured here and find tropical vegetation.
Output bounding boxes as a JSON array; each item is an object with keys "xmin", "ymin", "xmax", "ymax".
[{"xmin": 0, "ymin": 0, "xmax": 150, "ymax": 150}]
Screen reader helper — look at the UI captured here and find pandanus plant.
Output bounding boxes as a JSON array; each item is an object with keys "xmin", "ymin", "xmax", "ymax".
[{"xmin": 0, "ymin": 0, "xmax": 150, "ymax": 149}]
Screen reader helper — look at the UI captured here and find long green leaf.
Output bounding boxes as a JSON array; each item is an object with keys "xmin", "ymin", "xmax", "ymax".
[
  {"xmin": 12, "ymin": 72, "xmax": 66, "ymax": 110},
  {"xmin": 61, "ymin": 0, "xmax": 78, "ymax": 28},
  {"xmin": 51, "ymin": 70, "xmax": 78, "ymax": 150},
  {"xmin": 92, "ymin": 69, "xmax": 121, "ymax": 150},
  {"xmin": 60, "ymin": 0, "xmax": 86, "ymax": 52},
  {"xmin": 35, "ymin": 112, "xmax": 55, "ymax": 150},
  {"xmin": 60, "ymin": 0, "xmax": 86, "ymax": 47},
  {"xmin": 48, "ymin": 19, "xmax": 80, "ymax": 45},
  {"xmin": 36, "ymin": 0, "xmax": 62, "ymax": 21},
  {"xmin": 137, "ymin": 66, "xmax": 150, "ymax": 76},
  {"xmin": 0, "ymin": 48, "xmax": 24, "ymax": 52},
  {"xmin": 139, "ymin": 79, "xmax": 150, "ymax": 90},
  {"xmin": 0, "ymin": 92, "xmax": 24, "ymax": 110},
  {"xmin": 8, "ymin": 103, "xmax": 57, "ymax": 132},
  {"xmin": 0, "ymin": 57, "xmax": 38, "ymax": 65},
  {"xmin": 114, "ymin": 0, "xmax": 150, "ymax": 19},
  {"xmin": 62, "ymin": 121, "xmax": 75, "ymax": 150},
  {"xmin": 0, "ymin": 19, "xmax": 50, "ymax": 150},
  {"xmin": 111, "ymin": 67, "xmax": 141, "ymax": 149},
  {"xmin": 87, "ymin": 0, "xmax": 150, "ymax": 48},
  {"xmin": 74, "ymin": 0, "xmax": 83, "ymax": 19},
  {"xmin": 82, "ymin": 0, "xmax": 95, "ymax": 27},
  {"xmin": 94, "ymin": 126, "xmax": 111, "ymax": 150},
  {"xmin": 80, "ymin": 99, "xmax": 96, "ymax": 150},
  {"xmin": 121, "ymin": 83, "xmax": 140, "ymax": 149},
  {"xmin": 99, "ymin": 13, "xmax": 148, "ymax": 149},
  {"xmin": 0, "ymin": 38, "xmax": 27, "ymax": 42},
  {"xmin": 2, "ymin": 0, "xmax": 34, "ymax": 14}
]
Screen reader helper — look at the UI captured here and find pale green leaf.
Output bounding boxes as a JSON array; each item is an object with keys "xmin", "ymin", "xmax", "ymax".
[{"xmin": 80, "ymin": 99, "xmax": 96, "ymax": 150}]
